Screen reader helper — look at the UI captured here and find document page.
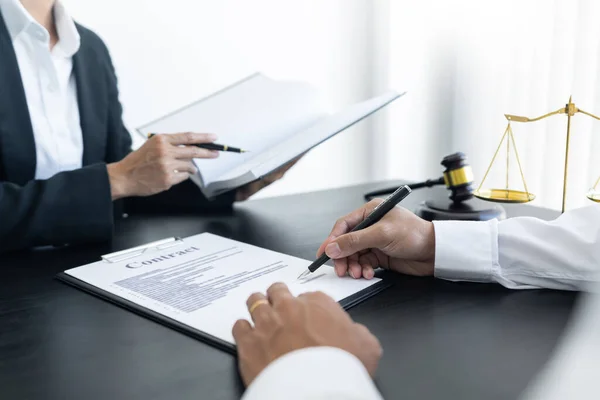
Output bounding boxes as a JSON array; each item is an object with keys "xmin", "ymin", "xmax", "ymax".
[
  {"xmin": 136, "ymin": 74, "xmax": 327, "ymax": 185},
  {"xmin": 245, "ymin": 90, "xmax": 404, "ymax": 180},
  {"xmin": 64, "ymin": 233, "xmax": 381, "ymax": 345},
  {"xmin": 198, "ymin": 90, "xmax": 405, "ymax": 198}
]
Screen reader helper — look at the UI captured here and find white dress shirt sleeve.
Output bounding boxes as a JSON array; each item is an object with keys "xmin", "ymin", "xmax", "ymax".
[
  {"xmin": 242, "ymin": 347, "xmax": 383, "ymax": 400},
  {"xmin": 433, "ymin": 204, "xmax": 600, "ymax": 290}
]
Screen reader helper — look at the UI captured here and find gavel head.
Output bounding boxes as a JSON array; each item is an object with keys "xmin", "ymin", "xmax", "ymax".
[{"xmin": 441, "ymin": 152, "xmax": 475, "ymax": 203}]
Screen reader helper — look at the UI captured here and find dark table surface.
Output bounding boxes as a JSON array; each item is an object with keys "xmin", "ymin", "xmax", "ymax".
[{"xmin": 0, "ymin": 182, "xmax": 577, "ymax": 400}]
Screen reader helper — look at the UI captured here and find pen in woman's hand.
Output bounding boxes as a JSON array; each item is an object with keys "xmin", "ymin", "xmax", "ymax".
[{"xmin": 147, "ymin": 133, "xmax": 248, "ymax": 153}]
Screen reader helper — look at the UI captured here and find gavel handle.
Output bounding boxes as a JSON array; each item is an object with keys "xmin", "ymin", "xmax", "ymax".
[{"xmin": 364, "ymin": 177, "xmax": 445, "ymax": 201}]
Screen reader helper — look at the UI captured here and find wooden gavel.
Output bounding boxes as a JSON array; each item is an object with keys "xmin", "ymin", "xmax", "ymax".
[{"xmin": 364, "ymin": 152, "xmax": 475, "ymax": 204}]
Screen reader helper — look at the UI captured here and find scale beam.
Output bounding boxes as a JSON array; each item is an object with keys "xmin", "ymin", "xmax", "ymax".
[
  {"xmin": 505, "ymin": 107, "xmax": 565, "ymax": 123},
  {"xmin": 476, "ymin": 96, "xmax": 600, "ymax": 211}
]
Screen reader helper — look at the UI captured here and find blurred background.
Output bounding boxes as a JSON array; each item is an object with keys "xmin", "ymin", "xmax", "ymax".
[{"xmin": 62, "ymin": 0, "xmax": 600, "ymax": 211}]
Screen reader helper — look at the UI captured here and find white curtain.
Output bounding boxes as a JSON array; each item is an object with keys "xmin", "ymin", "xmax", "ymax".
[
  {"xmin": 378, "ymin": 0, "xmax": 600, "ymax": 211},
  {"xmin": 65, "ymin": 0, "xmax": 600, "ymax": 208},
  {"xmin": 64, "ymin": 0, "xmax": 376, "ymax": 199}
]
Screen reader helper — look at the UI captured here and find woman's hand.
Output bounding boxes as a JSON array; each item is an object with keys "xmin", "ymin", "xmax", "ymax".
[
  {"xmin": 235, "ymin": 157, "xmax": 301, "ymax": 201},
  {"xmin": 107, "ymin": 132, "xmax": 219, "ymax": 200}
]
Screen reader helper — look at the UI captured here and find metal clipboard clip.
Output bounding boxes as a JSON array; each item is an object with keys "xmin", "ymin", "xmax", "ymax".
[{"xmin": 101, "ymin": 237, "xmax": 184, "ymax": 263}]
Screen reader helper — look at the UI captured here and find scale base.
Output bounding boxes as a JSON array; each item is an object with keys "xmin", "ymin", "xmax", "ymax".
[{"xmin": 415, "ymin": 198, "xmax": 506, "ymax": 221}]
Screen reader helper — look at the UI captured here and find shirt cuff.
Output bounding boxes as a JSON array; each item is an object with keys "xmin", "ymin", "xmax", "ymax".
[
  {"xmin": 433, "ymin": 219, "xmax": 499, "ymax": 283},
  {"xmin": 242, "ymin": 347, "xmax": 383, "ymax": 400}
]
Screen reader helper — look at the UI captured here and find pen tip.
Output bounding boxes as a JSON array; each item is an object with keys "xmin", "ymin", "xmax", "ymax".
[{"xmin": 297, "ymin": 270, "xmax": 311, "ymax": 280}]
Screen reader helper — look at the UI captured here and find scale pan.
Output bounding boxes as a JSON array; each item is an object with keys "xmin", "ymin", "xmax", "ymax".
[
  {"xmin": 586, "ymin": 189, "xmax": 600, "ymax": 203},
  {"xmin": 473, "ymin": 188, "xmax": 535, "ymax": 204}
]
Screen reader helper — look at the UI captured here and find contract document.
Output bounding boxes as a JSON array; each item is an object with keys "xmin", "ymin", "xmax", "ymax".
[{"xmin": 57, "ymin": 233, "xmax": 388, "ymax": 353}]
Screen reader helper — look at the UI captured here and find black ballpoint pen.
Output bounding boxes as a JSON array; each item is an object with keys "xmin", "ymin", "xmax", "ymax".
[
  {"xmin": 147, "ymin": 133, "xmax": 248, "ymax": 153},
  {"xmin": 195, "ymin": 142, "xmax": 248, "ymax": 153},
  {"xmin": 297, "ymin": 185, "xmax": 412, "ymax": 280}
]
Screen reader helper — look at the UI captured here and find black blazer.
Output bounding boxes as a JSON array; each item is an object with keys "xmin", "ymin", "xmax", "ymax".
[{"xmin": 0, "ymin": 14, "xmax": 234, "ymax": 253}]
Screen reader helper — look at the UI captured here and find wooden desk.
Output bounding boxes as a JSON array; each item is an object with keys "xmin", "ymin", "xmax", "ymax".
[{"xmin": 0, "ymin": 182, "xmax": 576, "ymax": 399}]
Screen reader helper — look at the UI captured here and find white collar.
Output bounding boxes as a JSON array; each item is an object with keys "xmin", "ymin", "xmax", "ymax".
[
  {"xmin": 0, "ymin": 0, "xmax": 80, "ymax": 57},
  {"xmin": 53, "ymin": 1, "xmax": 80, "ymax": 57}
]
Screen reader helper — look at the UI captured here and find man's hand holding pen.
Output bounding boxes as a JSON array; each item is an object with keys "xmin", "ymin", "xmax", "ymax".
[{"xmin": 316, "ymin": 199, "xmax": 436, "ymax": 279}]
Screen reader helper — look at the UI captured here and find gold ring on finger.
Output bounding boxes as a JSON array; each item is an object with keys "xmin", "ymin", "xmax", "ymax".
[{"xmin": 249, "ymin": 299, "xmax": 270, "ymax": 314}]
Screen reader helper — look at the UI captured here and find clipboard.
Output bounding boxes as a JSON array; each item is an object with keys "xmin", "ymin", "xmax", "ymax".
[
  {"xmin": 56, "ymin": 235, "xmax": 392, "ymax": 355},
  {"xmin": 100, "ymin": 237, "xmax": 185, "ymax": 263}
]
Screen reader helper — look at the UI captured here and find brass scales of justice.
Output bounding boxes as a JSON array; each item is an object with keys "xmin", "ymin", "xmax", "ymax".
[{"xmin": 473, "ymin": 96, "xmax": 600, "ymax": 213}]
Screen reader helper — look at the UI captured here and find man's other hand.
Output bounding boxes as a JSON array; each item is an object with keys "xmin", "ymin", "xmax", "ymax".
[{"xmin": 232, "ymin": 283, "xmax": 382, "ymax": 387}]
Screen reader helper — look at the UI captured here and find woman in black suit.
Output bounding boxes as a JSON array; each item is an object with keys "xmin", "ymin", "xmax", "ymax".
[{"xmin": 0, "ymin": 0, "xmax": 291, "ymax": 252}]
